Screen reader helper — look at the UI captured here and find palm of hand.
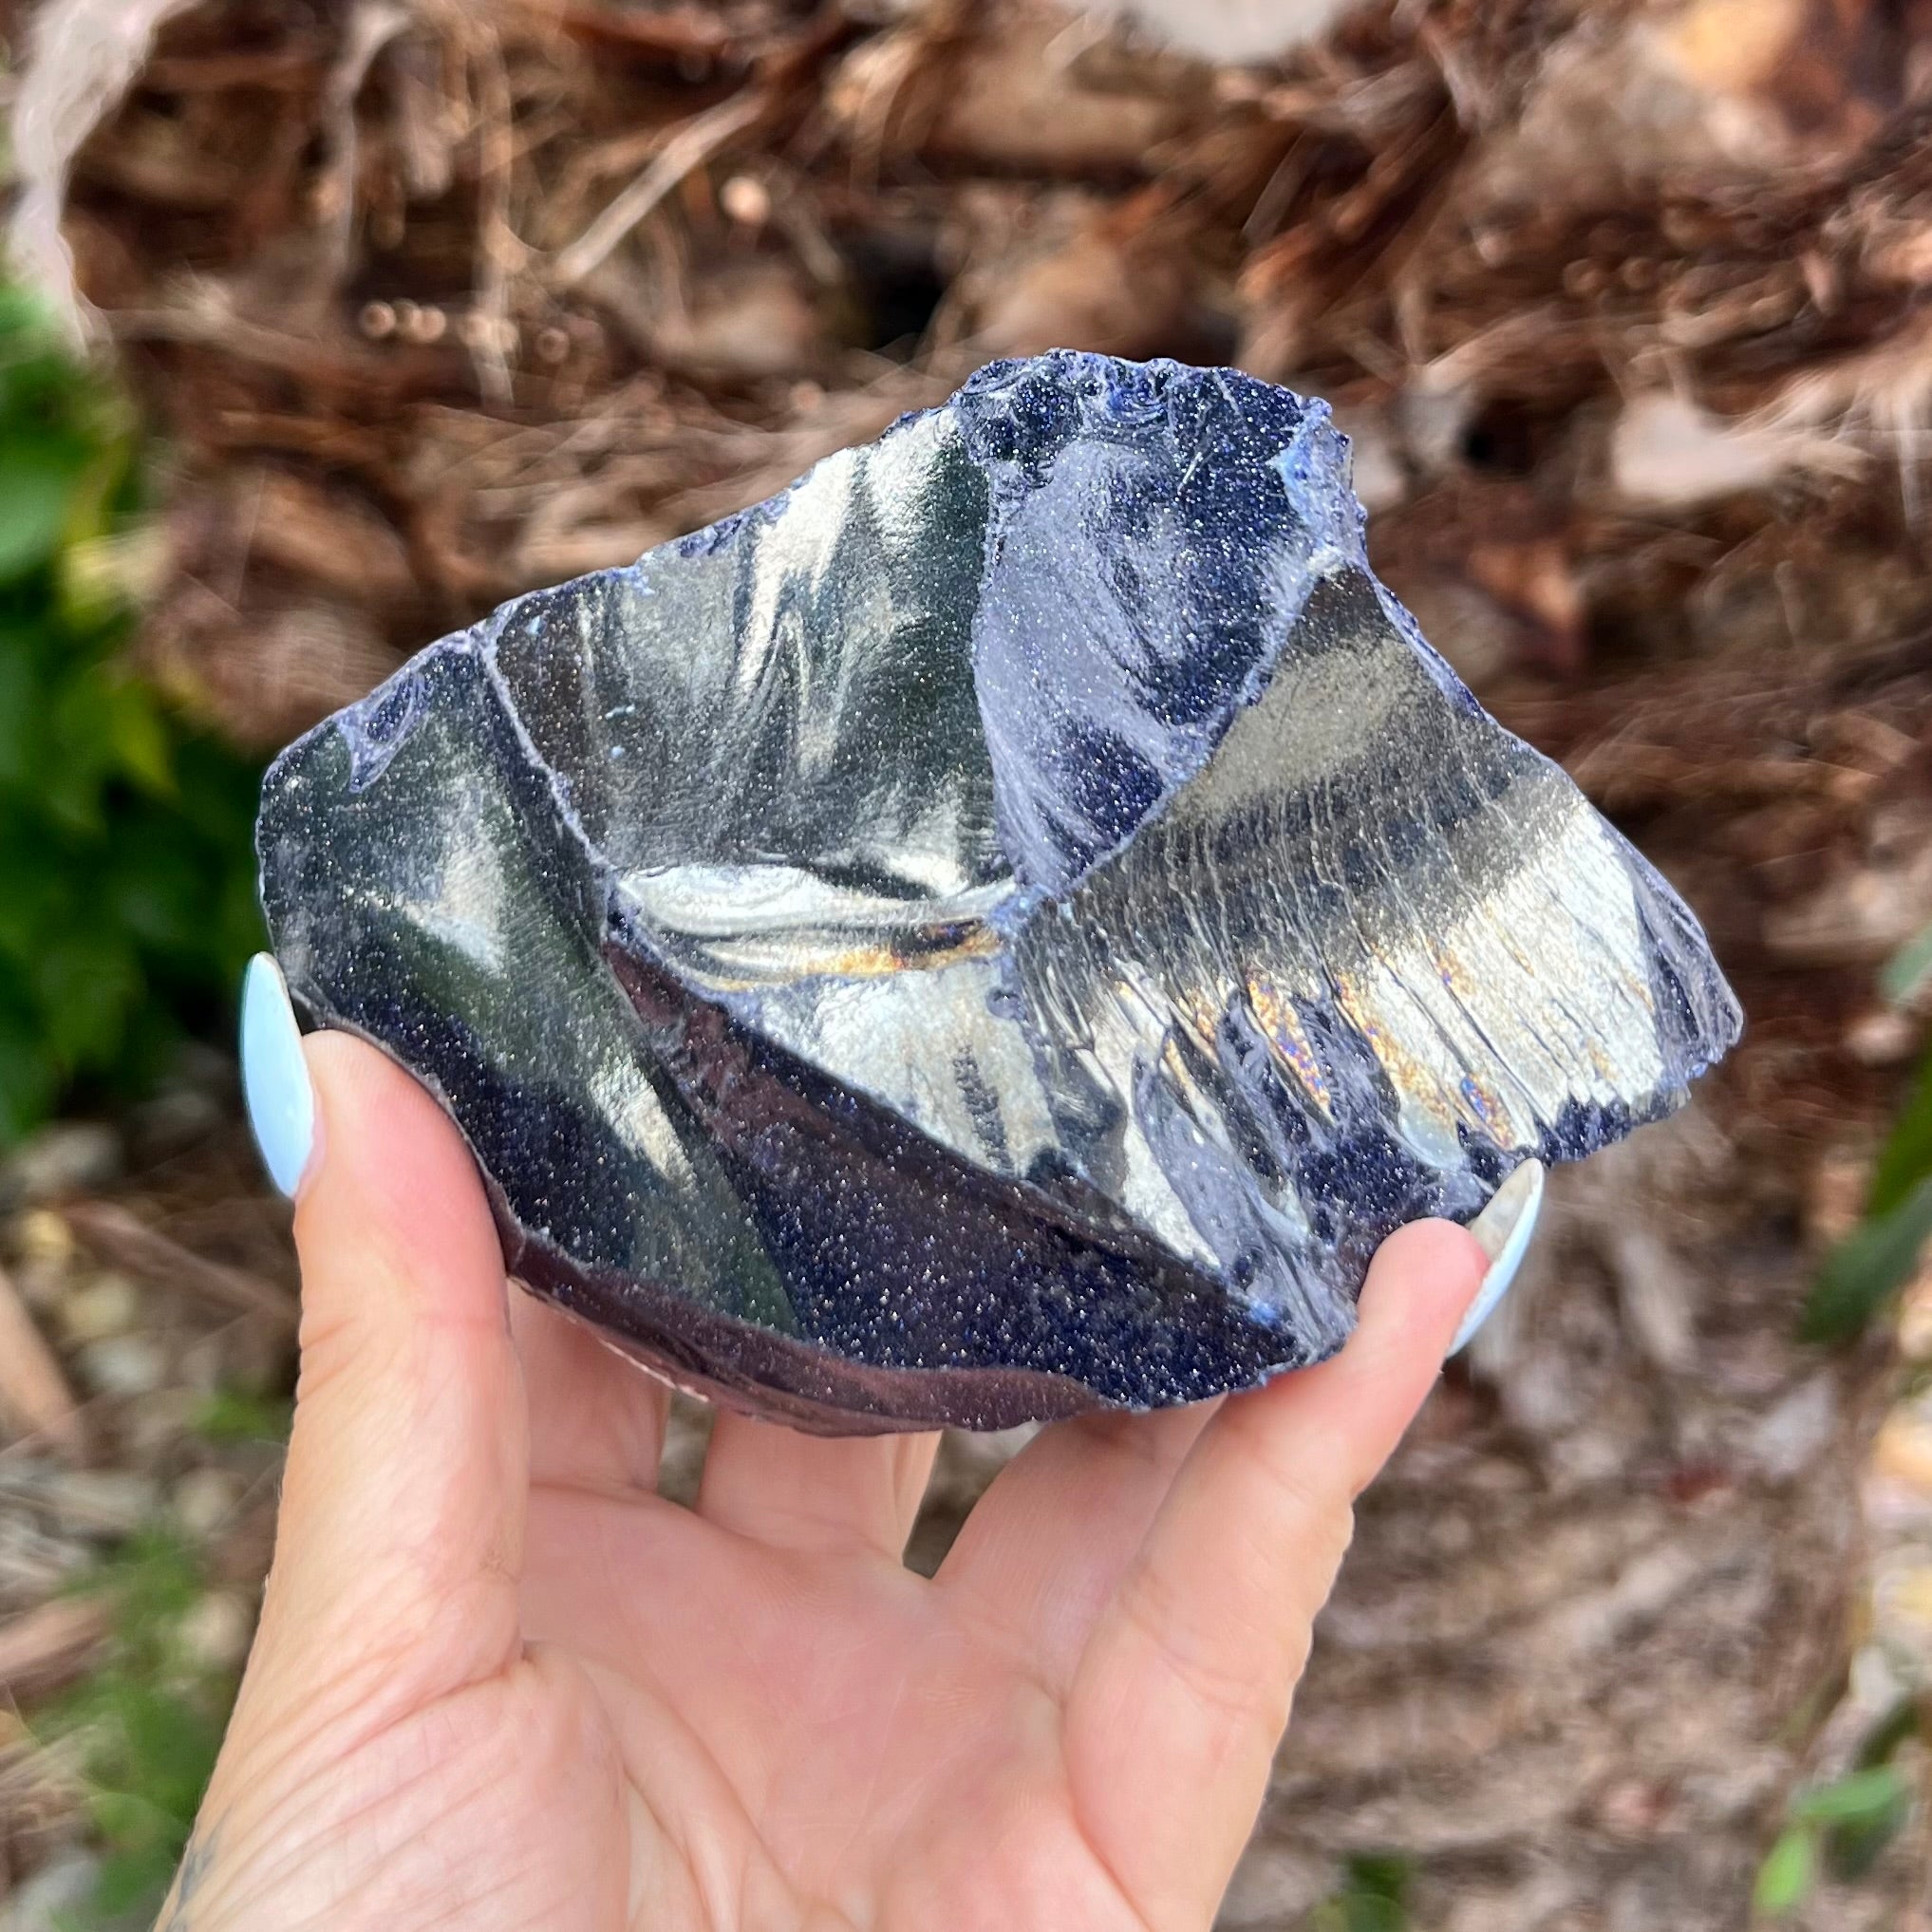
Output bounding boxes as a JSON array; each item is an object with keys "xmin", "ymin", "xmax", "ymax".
[
  {"xmin": 516, "ymin": 1371, "xmax": 1250, "ymax": 1932},
  {"xmin": 334, "ymin": 1328, "xmax": 1306, "ymax": 1932},
  {"xmin": 521, "ymin": 1416, "xmax": 1197, "ymax": 1931},
  {"xmin": 178, "ymin": 1037, "xmax": 1477, "ymax": 1932}
]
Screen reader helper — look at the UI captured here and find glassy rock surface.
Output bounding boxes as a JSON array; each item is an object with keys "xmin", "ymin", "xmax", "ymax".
[{"xmin": 257, "ymin": 351, "xmax": 1741, "ymax": 1433}]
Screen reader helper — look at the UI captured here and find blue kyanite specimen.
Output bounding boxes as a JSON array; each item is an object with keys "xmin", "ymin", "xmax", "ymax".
[{"xmin": 257, "ymin": 351, "xmax": 1741, "ymax": 1433}]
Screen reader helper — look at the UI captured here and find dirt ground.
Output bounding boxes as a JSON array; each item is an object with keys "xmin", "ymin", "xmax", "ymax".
[{"xmin": 4, "ymin": 0, "xmax": 1932, "ymax": 1924}]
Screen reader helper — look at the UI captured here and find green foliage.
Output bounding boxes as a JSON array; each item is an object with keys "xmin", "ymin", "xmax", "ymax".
[
  {"xmin": 1803, "ymin": 921, "xmax": 1932, "ymax": 1342},
  {"xmin": 190, "ymin": 1384, "xmax": 293, "ymax": 1447},
  {"xmin": 1802, "ymin": 1175, "xmax": 1932, "ymax": 1344},
  {"xmin": 1881, "ymin": 922, "xmax": 1932, "ymax": 1011},
  {"xmin": 0, "ymin": 283, "xmax": 261, "ymax": 1144},
  {"xmin": 1866, "ymin": 1048, "xmax": 1932, "ymax": 1222},
  {"xmin": 41, "ymin": 1529, "xmax": 235, "ymax": 1929},
  {"xmin": 1754, "ymin": 1764, "xmax": 1916, "ymax": 1919},
  {"xmin": 1309, "ymin": 1853, "xmax": 1412, "ymax": 1932},
  {"xmin": 1787, "ymin": 1763, "xmax": 1911, "ymax": 1828},
  {"xmin": 1754, "ymin": 1827, "xmax": 1815, "ymax": 1919}
]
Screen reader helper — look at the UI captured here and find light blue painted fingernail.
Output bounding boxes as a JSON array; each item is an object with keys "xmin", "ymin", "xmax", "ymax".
[
  {"xmin": 240, "ymin": 953, "xmax": 314, "ymax": 1198},
  {"xmin": 1450, "ymin": 1158, "xmax": 1545, "ymax": 1356}
]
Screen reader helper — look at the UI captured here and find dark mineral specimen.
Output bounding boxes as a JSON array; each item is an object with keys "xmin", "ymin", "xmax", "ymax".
[{"xmin": 257, "ymin": 351, "xmax": 1741, "ymax": 1433}]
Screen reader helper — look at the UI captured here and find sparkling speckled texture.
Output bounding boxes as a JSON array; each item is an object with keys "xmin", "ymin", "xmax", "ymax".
[{"xmin": 257, "ymin": 352, "xmax": 1741, "ymax": 1433}]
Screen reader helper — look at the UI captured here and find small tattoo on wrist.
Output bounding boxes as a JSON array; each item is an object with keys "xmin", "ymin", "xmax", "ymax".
[{"xmin": 158, "ymin": 1822, "xmax": 220, "ymax": 1931}]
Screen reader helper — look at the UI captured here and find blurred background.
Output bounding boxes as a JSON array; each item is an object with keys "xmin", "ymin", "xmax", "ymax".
[{"xmin": 0, "ymin": 0, "xmax": 1930, "ymax": 1924}]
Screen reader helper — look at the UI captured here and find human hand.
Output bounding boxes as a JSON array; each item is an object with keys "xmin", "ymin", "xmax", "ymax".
[{"xmin": 164, "ymin": 960, "xmax": 1537, "ymax": 1932}]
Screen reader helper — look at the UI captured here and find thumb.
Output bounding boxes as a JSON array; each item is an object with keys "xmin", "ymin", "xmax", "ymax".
[{"xmin": 234, "ymin": 955, "xmax": 528, "ymax": 1735}]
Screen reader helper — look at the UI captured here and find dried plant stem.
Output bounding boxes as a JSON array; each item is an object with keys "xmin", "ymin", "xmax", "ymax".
[
  {"xmin": 552, "ymin": 87, "xmax": 766, "ymax": 290},
  {"xmin": 0, "ymin": 1260, "xmax": 84, "ymax": 1459}
]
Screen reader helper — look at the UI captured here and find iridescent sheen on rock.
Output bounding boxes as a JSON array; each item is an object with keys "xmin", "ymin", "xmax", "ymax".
[{"xmin": 256, "ymin": 352, "xmax": 1741, "ymax": 1433}]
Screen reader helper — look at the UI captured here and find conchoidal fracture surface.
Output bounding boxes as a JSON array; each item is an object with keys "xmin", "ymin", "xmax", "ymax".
[{"xmin": 258, "ymin": 352, "xmax": 1739, "ymax": 1431}]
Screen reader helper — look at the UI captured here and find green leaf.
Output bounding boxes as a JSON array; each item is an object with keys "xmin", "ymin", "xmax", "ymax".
[
  {"xmin": 0, "ymin": 272, "xmax": 261, "ymax": 1142},
  {"xmin": 0, "ymin": 642, "xmax": 33, "ymax": 786},
  {"xmin": 1882, "ymin": 921, "xmax": 1932, "ymax": 1010},
  {"xmin": 103, "ymin": 830, "xmax": 209, "ymax": 954},
  {"xmin": 1754, "ymin": 1827, "xmax": 1815, "ymax": 1918},
  {"xmin": 1310, "ymin": 1855, "xmax": 1412, "ymax": 1932},
  {"xmin": 1869, "ymin": 1050, "xmax": 1932, "ymax": 1218},
  {"xmin": 81, "ymin": 1841, "xmax": 185, "ymax": 1923},
  {"xmin": 104, "ymin": 676, "xmax": 174, "ymax": 795},
  {"xmin": 0, "ymin": 439, "xmax": 93, "ymax": 581},
  {"xmin": 191, "ymin": 1387, "xmax": 293, "ymax": 1446},
  {"xmin": 1320, "ymin": 1901, "xmax": 1406, "ymax": 1932},
  {"xmin": 1340, "ymin": 1855, "xmax": 1410, "ymax": 1904},
  {"xmin": 0, "ymin": 830, "xmax": 75, "ymax": 956},
  {"xmin": 38, "ymin": 1531, "xmax": 232, "ymax": 1930},
  {"xmin": 1802, "ymin": 1173, "xmax": 1932, "ymax": 1343},
  {"xmin": 0, "ymin": 1024, "xmax": 59, "ymax": 1144},
  {"xmin": 1790, "ymin": 1763, "xmax": 1911, "ymax": 1827},
  {"xmin": 35, "ymin": 930, "xmax": 142, "ymax": 1068}
]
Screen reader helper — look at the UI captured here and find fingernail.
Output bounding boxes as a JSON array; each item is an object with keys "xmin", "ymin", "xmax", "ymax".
[
  {"xmin": 240, "ymin": 953, "xmax": 315, "ymax": 1198},
  {"xmin": 1449, "ymin": 1158, "xmax": 1546, "ymax": 1356}
]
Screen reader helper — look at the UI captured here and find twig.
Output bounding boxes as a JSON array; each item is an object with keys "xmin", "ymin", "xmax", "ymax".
[
  {"xmin": 0, "ymin": 1259, "xmax": 84, "ymax": 1459},
  {"xmin": 466, "ymin": 24, "xmax": 518, "ymax": 405},
  {"xmin": 0, "ymin": 1598, "xmax": 109, "ymax": 1701},
  {"xmin": 313, "ymin": 0, "xmax": 412, "ymax": 291},
  {"xmin": 552, "ymin": 86, "xmax": 766, "ymax": 290},
  {"xmin": 5, "ymin": 0, "xmax": 206, "ymax": 340},
  {"xmin": 63, "ymin": 1201, "xmax": 296, "ymax": 1329}
]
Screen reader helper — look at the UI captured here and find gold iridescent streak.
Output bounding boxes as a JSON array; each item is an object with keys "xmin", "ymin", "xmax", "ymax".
[
  {"xmin": 617, "ymin": 860, "xmax": 1011, "ymax": 992},
  {"xmin": 1243, "ymin": 973, "xmax": 1334, "ymax": 1120},
  {"xmin": 785, "ymin": 923, "xmax": 1004, "ymax": 984}
]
